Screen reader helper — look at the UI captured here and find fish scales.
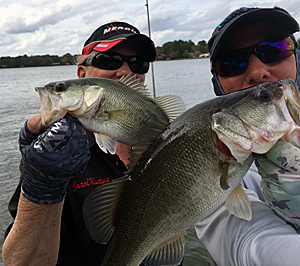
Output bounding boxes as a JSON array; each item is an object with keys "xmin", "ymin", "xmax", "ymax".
[
  {"xmin": 84, "ymin": 78, "xmax": 168, "ymax": 144},
  {"xmin": 107, "ymin": 95, "xmax": 248, "ymax": 264},
  {"xmin": 86, "ymin": 91, "xmax": 249, "ymax": 265},
  {"xmin": 36, "ymin": 75, "xmax": 185, "ymax": 154},
  {"xmin": 84, "ymin": 78, "xmax": 300, "ymax": 265}
]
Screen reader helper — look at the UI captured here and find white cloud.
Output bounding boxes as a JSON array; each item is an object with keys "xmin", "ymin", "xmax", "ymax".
[{"xmin": 0, "ymin": 0, "xmax": 300, "ymax": 56}]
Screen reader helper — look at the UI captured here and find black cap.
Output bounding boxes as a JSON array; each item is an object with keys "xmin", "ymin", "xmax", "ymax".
[
  {"xmin": 82, "ymin": 21, "xmax": 156, "ymax": 62},
  {"xmin": 208, "ymin": 7, "xmax": 300, "ymax": 62}
]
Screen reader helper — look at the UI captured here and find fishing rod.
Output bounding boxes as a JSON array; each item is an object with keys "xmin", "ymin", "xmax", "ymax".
[{"xmin": 145, "ymin": 0, "xmax": 156, "ymax": 97}]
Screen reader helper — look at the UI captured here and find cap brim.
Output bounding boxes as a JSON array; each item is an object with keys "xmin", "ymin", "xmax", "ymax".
[
  {"xmin": 128, "ymin": 34, "xmax": 157, "ymax": 62},
  {"xmin": 82, "ymin": 33, "xmax": 156, "ymax": 62},
  {"xmin": 92, "ymin": 39, "xmax": 125, "ymax": 52}
]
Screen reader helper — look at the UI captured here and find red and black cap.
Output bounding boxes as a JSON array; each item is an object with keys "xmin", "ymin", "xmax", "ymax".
[
  {"xmin": 208, "ymin": 6, "xmax": 300, "ymax": 62},
  {"xmin": 82, "ymin": 21, "xmax": 157, "ymax": 62}
]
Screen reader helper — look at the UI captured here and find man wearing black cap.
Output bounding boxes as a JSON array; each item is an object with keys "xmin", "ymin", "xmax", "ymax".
[
  {"xmin": 195, "ymin": 7, "xmax": 300, "ymax": 266},
  {"xmin": 3, "ymin": 21, "xmax": 160, "ymax": 266}
]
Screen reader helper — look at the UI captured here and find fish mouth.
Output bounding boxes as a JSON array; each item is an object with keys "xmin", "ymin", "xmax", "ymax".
[
  {"xmin": 35, "ymin": 87, "xmax": 64, "ymax": 127},
  {"xmin": 236, "ymin": 79, "xmax": 300, "ymax": 144},
  {"xmin": 279, "ymin": 78, "xmax": 300, "ymax": 146},
  {"xmin": 35, "ymin": 86, "xmax": 83, "ymax": 127},
  {"xmin": 282, "ymin": 78, "xmax": 300, "ymax": 126},
  {"xmin": 216, "ymin": 136, "xmax": 233, "ymax": 157},
  {"xmin": 213, "ymin": 78, "xmax": 300, "ymax": 163}
]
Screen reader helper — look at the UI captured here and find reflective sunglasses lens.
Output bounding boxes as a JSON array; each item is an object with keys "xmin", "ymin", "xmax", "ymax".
[
  {"xmin": 214, "ymin": 53, "xmax": 249, "ymax": 77},
  {"xmin": 128, "ymin": 57, "xmax": 149, "ymax": 74},
  {"xmin": 256, "ymin": 36, "xmax": 295, "ymax": 64},
  {"xmin": 93, "ymin": 53, "xmax": 123, "ymax": 70}
]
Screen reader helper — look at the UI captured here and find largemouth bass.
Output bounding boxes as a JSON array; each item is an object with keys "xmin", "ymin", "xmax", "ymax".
[
  {"xmin": 36, "ymin": 75, "xmax": 185, "ymax": 154},
  {"xmin": 83, "ymin": 79, "xmax": 300, "ymax": 266}
]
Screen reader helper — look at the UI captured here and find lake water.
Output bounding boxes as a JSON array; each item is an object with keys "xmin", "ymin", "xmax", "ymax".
[{"xmin": 0, "ymin": 58, "xmax": 215, "ymax": 264}]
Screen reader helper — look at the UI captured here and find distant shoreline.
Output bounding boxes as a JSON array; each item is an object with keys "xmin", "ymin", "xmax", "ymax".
[
  {"xmin": 0, "ymin": 56, "xmax": 209, "ymax": 69},
  {"xmin": 1, "ymin": 39, "xmax": 211, "ymax": 68}
]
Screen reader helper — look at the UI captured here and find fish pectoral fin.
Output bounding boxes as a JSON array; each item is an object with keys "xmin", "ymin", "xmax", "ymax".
[
  {"xmin": 127, "ymin": 143, "xmax": 153, "ymax": 172},
  {"xmin": 94, "ymin": 133, "xmax": 118, "ymax": 154},
  {"xmin": 225, "ymin": 184, "xmax": 252, "ymax": 221},
  {"xmin": 107, "ymin": 110, "xmax": 130, "ymax": 121},
  {"xmin": 83, "ymin": 176, "xmax": 127, "ymax": 244},
  {"xmin": 137, "ymin": 120, "xmax": 169, "ymax": 142},
  {"xmin": 152, "ymin": 95, "xmax": 186, "ymax": 122},
  {"xmin": 143, "ymin": 232, "xmax": 185, "ymax": 266},
  {"xmin": 126, "ymin": 120, "xmax": 169, "ymax": 172}
]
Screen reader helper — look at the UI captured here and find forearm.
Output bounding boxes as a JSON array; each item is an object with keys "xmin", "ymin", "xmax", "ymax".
[
  {"xmin": 195, "ymin": 189, "xmax": 300, "ymax": 266},
  {"xmin": 229, "ymin": 202, "xmax": 300, "ymax": 266},
  {"xmin": 3, "ymin": 193, "xmax": 64, "ymax": 266}
]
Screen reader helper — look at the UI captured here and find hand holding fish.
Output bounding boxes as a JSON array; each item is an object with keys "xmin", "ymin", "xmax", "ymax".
[
  {"xmin": 19, "ymin": 113, "xmax": 90, "ymax": 204},
  {"xmin": 255, "ymin": 140, "xmax": 300, "ymax": 232},
  {"xmin": 26, "ymin": 113, "xmax": 43, "ymax": 134}
]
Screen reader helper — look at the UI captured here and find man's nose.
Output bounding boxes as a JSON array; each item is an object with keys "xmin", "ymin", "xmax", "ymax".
[
  {"xmin": 115, "ymin": 62, "xmax": 132, "ymax": 77},
  {"xmin": 244, "ymin": 54, "xmax": 271, "ymax": 85}
]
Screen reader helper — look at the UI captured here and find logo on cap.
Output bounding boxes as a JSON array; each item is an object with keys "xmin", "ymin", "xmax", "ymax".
[
  {"xmin": 217, "ymin": 7, "xmax": 258, "ymax": 30},
  {"xmin": 97, "ymin": 44, "xmax": 109, "ymax": 48},
  {"xmin": 103, "ymin": 26, "xmax": 137, "ymax": 35}
]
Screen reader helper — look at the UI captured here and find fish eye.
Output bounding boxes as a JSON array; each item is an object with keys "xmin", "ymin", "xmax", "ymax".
[
  {"xmin": 55, "ymin": 83, "xmax": 66, "ymax": 92},
  {"xmin": 257, "ymin": 89, "xmax": 272, "ymax": 102}
]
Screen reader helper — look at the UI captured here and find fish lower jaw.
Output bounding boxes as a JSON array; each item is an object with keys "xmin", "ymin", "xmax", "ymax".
[
  {"xmin": 215, "ymin": 132, "xmax": 252, "ymax": 160},
  {"xmin": 42, "ymin": 109, "xmax": 67, "ymax": 128}
]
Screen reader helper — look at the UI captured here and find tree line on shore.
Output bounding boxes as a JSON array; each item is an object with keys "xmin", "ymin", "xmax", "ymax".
[
  {"xmin": 0, "ymin": 53, "xmax": 74, "ymax": 68},
  {"xmin": 1, "ymin": 37, "xmax": 300, "ymax": 68},
  {"xmin": 0, "ymin": 39, "xmax": 209, "ymax": 68}
]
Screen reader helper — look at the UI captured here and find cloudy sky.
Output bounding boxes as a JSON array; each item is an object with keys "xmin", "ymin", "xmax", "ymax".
[{"xmin": 1, "ymin": 0, "xmax": 300, "ymax": 57}]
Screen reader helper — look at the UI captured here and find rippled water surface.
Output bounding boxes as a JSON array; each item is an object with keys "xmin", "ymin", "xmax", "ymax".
[{"xmin": 0, "ymin": 59, "xmax": 215, "ymax": 264}]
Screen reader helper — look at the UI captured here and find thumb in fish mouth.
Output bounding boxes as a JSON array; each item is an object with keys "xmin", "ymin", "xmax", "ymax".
[{"xmin": 27, "ymin": 113, "xmax": 43, "ymax": 134}]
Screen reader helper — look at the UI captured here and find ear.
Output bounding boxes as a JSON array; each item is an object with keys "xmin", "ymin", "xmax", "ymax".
[{"xmin": 77, "ymin": 65, "xmax": 87, "ymax": 78}]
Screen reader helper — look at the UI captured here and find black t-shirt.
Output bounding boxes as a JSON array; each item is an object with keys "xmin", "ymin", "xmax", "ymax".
[
  {"xmin": 5, "ymin": 133, "xmax": 183, "ymax": 266},
  {"xmin": 5, "ymin": 134, "xmax": 128, "ymax": 265}
]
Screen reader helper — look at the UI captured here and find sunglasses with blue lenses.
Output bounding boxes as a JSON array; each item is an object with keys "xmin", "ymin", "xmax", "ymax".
[
  {"xmin": 84, "ymin": 52, "xmax": 150, "ymax": 74},
  {"xmin": 214, "ymin": 34, "xmax": 295, "ymax": 77}
]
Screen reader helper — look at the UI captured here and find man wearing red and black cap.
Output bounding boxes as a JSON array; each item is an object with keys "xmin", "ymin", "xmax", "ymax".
[
  {"xmin": 3, "ymin": 21, "xmax": 166, "ymax": 266},
  {"xmin": 81, "ymin": 21, "xmax": 156, "ymax": 61},
  {"xmin": 195, "ymin": 6, "xmax": 300, "ymax": 266}
]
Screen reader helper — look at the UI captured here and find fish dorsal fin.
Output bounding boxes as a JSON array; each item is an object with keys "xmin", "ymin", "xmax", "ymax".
[
  {"xmin": 143, "ymin": 232, "xmax": 185, "ymax": 266},
  {"xmin": 119, "ymin": 74, "xmax": 186, "ymax": 121},
  {"xmin": 152, "ymin": 95, "xmax": 186, "ymax": 122},
  {"xmin": 225, "ymin": 184, "xmax": 252, "ymax": 221},
  {"xmin": 94, "ymin": 132, "xmax": 118, "ymax": 154},
  {"xmin": 83, "ymin": 177, "xmax": 127, "ymax": 244},
  {"xmin": 127, "ymin": 120, "xmax": 169, "ymax": 171},
  {"xmin": 119, "ymin": 74, "xmax": 150, "ymax": 97}
]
